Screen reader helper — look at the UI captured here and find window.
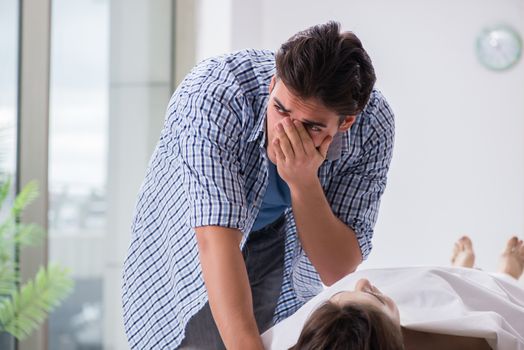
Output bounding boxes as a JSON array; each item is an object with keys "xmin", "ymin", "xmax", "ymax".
[
  {"xmin": 0, "ymin": 1, "xmax": 19, "ymax": 349},
  {"xmin": 48, "ymin": 0, "xmax": 174, "ymax": 348}
]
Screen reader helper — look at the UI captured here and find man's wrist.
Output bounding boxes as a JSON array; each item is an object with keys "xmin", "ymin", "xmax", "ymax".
[{"xmin": 288, "ymin": 174, "xmax": 321, "ymax": 195}]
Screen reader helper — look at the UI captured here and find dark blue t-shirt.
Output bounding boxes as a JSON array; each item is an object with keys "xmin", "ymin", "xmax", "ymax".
[{"xmin": 251, "ymin": 161, "xmax": 291, "ymax": 231}]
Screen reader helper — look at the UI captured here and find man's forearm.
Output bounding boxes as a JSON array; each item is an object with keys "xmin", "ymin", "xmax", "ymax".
[
  {"xmin": 195, "ymin": 226, "xmax": 264, "ymax": 350},
  {"xmin": 289, "ymin": 178, "xmax": 362, "ymax": 286}
]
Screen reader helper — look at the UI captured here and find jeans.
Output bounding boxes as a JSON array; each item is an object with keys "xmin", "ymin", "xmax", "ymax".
[{"xmin": 178, "ymin": 215, "xmax": 286, "ymax": 349}]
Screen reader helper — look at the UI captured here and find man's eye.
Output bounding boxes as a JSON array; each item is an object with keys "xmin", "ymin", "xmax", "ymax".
[
  {"xmin": 274, "ymin": 105, "xmax": 287, "ymax": 114},
  {"xmin": 308, "ymin": 125, "xmax": 321, "ymax": 132}
]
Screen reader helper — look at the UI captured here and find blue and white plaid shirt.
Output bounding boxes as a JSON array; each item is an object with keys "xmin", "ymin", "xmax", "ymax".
[{"xmin": 122, "ymin": 49, "xmax": 395, "ymax": 349}]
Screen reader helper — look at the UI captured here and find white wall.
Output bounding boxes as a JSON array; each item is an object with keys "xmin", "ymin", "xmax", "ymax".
[
  {"xmin": 199, "ymin": 0, "xmax": 524, "ymax": 274},
  {"xmin": 195, "ymin": 0, "xmax": 232, "ymax": 62}
]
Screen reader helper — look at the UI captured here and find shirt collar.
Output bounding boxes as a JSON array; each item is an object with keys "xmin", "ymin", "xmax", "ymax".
[
  {"xmin": 247, "ymin": 94, "xmax": 269, "ymax": 147},
  {"xmin": 326, "ymin": 130, "xmax": 350, "ymax": 161}
]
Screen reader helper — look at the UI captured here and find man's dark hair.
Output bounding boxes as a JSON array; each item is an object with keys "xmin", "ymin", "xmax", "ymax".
[
  {"xmin": 275, "ymin": 21, "xmax": 376, "ymax": 118},
  {"xmin": 289, "ymin": 301, "xmax": 405, "ymax": 350}
]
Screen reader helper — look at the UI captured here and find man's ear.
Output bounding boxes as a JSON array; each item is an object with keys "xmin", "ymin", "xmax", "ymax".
[
  {"xmin": 338, "ymin": 115, "xmax": 357, "ymax": 132},
  {"xmin": 269, "ymin": 75, "xmax": 276, "ymax": 93}
]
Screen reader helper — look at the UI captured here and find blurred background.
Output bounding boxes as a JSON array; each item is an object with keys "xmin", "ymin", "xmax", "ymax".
[{"xmin": 1, "ymin": 0, "xmax": 523, "ymax": 349}]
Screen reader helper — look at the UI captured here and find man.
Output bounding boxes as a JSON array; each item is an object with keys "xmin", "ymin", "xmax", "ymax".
[{"xmin": 122, "ymin": 21, "xmax": 394, "ymax": 349}]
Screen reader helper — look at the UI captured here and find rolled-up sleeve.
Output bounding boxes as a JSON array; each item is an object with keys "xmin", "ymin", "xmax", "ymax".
[
  {"xmin": 172, "ymin": 86, "xmax": 249, "ymax": 232},
  {"xmin": 326, "ymin": 94, "xmax": 395, "ymax": 260}
]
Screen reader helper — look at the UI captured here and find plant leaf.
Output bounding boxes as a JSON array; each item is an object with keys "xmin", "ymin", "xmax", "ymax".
[
  {"xmin": 0, "ymin": 264, "xmax": 74, "ymax": 340},
  {"xmin": 0, "ymin": 262, "xmax": 17, "ymax": 296},
  {"xmin": 0, "ymin": 219, "xmax": 16, "ymax": 264},
  {"xmin": 0, "ymin": 218, "xmax": 15, "ymax": 240},
  {"xmin": 0, "ymin": 177, "xmax": 12, "ymax": 212},
  {"xmin": 13, "ymin": 223, "xmax": 45, "ymax": 247},
  {"xmin": 11, "ymin": 181, "xmax": 39, "ymax": 217}
]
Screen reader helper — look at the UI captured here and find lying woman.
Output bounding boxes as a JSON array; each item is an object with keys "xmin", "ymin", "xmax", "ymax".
[{"xmin": 261, "ymin": 236, "xmax": 524, "ymax": 350}]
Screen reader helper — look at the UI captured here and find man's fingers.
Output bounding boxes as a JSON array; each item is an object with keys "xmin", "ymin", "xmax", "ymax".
[
  {"xmin": 293, "ymin": 120, "xmax": 315, "ymax": 155},
  {"xmin": 273, "ymin": 138, "xmax": 285, "ymax": 163},
  {"xmin": 275, "ymin": 123, "xmax": 294, "ymax": 159},
  {"xmin": 281, "ymin": 119, "xmax": 306, "ymax": 156}
]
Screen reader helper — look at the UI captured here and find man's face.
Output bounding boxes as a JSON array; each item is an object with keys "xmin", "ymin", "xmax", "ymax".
[{"xmin": 265, "ymin": 76, "xmax": 356, "ymax": 165}]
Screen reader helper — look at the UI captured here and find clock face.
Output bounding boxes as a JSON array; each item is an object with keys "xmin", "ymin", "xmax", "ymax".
[{"xmin": 476, "ymin": 25, "xmax": 522, "ymax": 71}]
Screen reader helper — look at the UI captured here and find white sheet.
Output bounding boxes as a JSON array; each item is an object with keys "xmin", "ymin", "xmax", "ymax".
[{"xmin": 262, "ymin": 267, "xmax": 524, "ymax": 350}]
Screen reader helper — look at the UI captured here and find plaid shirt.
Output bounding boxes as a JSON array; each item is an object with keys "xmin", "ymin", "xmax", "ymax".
[{"xmin": 122, "ymin": 49, "xmax": 395, "ymax": 349}]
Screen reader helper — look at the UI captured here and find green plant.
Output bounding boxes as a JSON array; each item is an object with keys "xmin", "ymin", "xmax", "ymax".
[{"xmin": 0, "ymin": 177, "xmax": 74, "ymax": 340}]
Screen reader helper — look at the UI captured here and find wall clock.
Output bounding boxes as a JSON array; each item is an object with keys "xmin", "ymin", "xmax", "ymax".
[{"xmin": 476, "ymin": 25, "xmax": 522, "ymax": 71}]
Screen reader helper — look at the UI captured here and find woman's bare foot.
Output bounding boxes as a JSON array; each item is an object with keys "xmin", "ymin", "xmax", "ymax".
[
  {"xmin": 451, "ymin": 236, "xmax": 475, "ymax": 268},
  {"xmin": 497, "ymin": 236, "xmax": 524, "ymax": 280}
]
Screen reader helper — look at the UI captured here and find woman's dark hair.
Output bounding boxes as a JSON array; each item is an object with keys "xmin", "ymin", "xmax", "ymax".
[
  {"xmin": 289, "ymin": 301, "xmax": 405, "ymax": 350},
  {"xmin": 275, "ymin": 21, "xmax": 376, "ymax": 118}
]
